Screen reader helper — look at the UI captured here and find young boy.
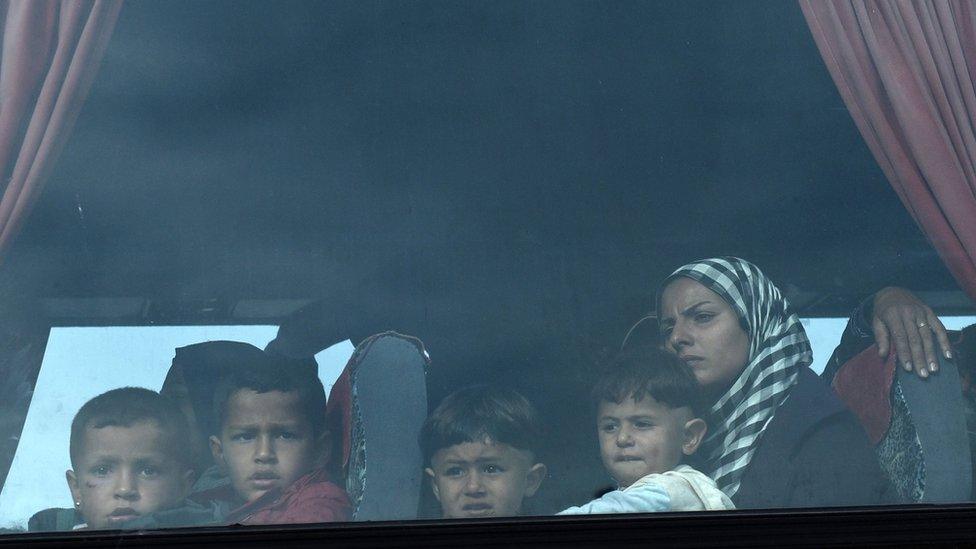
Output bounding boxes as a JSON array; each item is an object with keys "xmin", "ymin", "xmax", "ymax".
[
  {"xmin": 559, "ymin": 346, "xmax": 734, "ymax": 514},
  {"xmin": 420, "ymin": 385, "xmax": 547, "ymax": 519},
  {"xmin": 65, "ymin": 387, "xmax": 195, "ymax": 529},
  {"xmin": 204, "ymin": 355, "xmax": 351, "ymax": 525}
]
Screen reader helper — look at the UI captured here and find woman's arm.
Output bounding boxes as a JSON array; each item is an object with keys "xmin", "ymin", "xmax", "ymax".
[
  {"xmin": 822, "ymin": 287, "xmax": 952, "ymax": 381},
  {"xmin": 869, "ymin": 287, "xmax": 952, "ymax": 378}
]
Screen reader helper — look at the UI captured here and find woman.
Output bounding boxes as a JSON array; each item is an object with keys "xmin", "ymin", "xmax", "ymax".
[{"xmin": 657, "ymin": 257, "xmax": 894, "ymax": 508}]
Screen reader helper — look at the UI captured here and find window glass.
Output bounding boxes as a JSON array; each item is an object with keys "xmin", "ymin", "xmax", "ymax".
[{"xmin": 1, "ymin": 0, "xmax": 975, "ymax": 537}]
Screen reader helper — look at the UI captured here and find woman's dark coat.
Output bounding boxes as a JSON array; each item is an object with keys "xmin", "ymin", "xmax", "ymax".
[{"xmin": 732, "ymin": 367, "xmax": 895, "ymax": 509}]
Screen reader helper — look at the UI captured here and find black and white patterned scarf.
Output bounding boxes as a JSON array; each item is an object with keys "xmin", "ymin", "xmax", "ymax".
[{"xmin": 658, "ymin": 257, "xmax": 812, "ymax": 497}]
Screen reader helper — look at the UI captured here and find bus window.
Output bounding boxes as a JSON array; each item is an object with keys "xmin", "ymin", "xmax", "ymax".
[{"xmin": 0, "ymin": 0, "xmax": 972, "ymax": 544}]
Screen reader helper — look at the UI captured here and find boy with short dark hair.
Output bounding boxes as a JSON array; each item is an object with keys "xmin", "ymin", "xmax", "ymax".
[
  {"xmin": 204, "ymin": 355, "xmax": 351, "ymax": 525},
  {"xmin": 559, "ymin": 346, "xmax": 734, "ymax": 514},
  {"xmin": 65, "ymin": 387, "xmax": 195, "ymax": 529},
  {"xmin": 420, "ymin": 385, "xmax": 547, "ymax": 519},
  {"xmin": 159, "ymin": 340, "xmax": 273, "ymax": 488}
]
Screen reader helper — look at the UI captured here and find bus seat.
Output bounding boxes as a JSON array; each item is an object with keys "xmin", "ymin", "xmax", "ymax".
[
  {"xmin": 326, "ymin": 332, "xmax": 429, "ymax": 521},
  {"xmin": 893, "ymin": 356, "xmax": 972, "ymax": 503},
  {"xmin": 27, "ymin": 507, "xmax": 78, "ymax": 532},
  {"xmin": 833, "ymin": 346, "xmax": 972, "ymax": 503}
]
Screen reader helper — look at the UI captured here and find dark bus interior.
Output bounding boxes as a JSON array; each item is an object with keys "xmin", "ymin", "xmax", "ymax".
[{"xmin": 0, "ymin": 0, "xmax": 974, "ymax": 546}]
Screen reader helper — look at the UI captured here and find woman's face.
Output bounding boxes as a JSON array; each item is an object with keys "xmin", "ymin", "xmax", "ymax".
[{"xmin": 660, "ymin": 277, "xmax": 750, "ymax": 396}]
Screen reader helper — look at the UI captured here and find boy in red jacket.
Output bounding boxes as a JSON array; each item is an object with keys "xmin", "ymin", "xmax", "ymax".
[{"xmin": 204, "ymin": 354, "xmax": 351, "ymax": 525}]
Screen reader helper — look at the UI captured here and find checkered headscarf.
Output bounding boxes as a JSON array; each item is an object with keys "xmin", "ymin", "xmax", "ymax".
[{"xmin": 658, "ymin": 257, "xmax": 812, "ymax": 497}]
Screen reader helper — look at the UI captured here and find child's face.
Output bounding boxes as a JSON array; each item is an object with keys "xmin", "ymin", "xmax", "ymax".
[
  {"xmin": 425, "ymin": 438, "xmax": 546, "ymax": 519},
  {"xmin": 66, "ymin": 420, "xmax": 192, "ymax": 529},
  {"xmin": 597, "ymin": 395, "xmax": 706, "ymax": 488},
  {"xmin": 210, "ymin": 389, "xmax": 321, "ymax": 503}
]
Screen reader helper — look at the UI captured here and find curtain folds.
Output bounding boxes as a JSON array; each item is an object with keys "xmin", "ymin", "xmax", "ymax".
[
  {"xmin": 0, "ymin": 0, "xmax": 122, "ymax": 264},
  {"xmin": 800, "ymin": 0, "xmax": 976, "ymax": 300}
]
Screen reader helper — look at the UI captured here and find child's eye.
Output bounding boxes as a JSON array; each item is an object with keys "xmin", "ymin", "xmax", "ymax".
[
  {"xmin": 139, "ymin": 466, "xmax": 159, "ymax": 477},
  {"xmin": 634, "ymin": 421, "xmax": 654, "ymax": 429},
  {"xmin": 600, "ymin": 423, "xmax": 618, "ymax": 433},
  {"xmin": 231, "ymin": 432, "xmax": 255, "ymax": 442},
  {"xmin": 90, "ymin": 465, "xmax": 112, "ymax": 476},
  {"xmin": 482, "ymin": 464, "xmax": 504, "ymax": 475},
  {"xmin": 444, "ymin": 466, "xmax": 464, "ymax": 478},
  {"xmin": 277, "ymin": 431, "xmax": 299, "ymax": 440}
]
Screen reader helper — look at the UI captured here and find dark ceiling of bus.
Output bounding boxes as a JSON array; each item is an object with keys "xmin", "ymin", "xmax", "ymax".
[{"xmin": 2, "ymin": 1, "xmax": 966, "ymax": 379}]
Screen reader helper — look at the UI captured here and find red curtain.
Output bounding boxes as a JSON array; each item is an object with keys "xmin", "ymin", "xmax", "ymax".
[
  {"xmin": 800, "ymin": 0, "xmax": 976, "ymax": 301},
  {"xmin": 0, "ymin": 0, "xmax": 121, "ymax": 263}
]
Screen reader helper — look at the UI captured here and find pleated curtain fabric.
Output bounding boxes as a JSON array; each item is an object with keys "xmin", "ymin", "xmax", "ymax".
[
  {"xmin": 800, "ymin": 0, "xmax": 976, "ymax": 301},
  {"xmin": 0, "ymin": 0, "xmax": 122, "ymax": 263}
]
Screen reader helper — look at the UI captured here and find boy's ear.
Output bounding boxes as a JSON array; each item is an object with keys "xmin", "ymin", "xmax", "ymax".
[
  {"xmin": 522, "ymin": 463, "xmax": 547, "ymax": 498},
  {"xmin": 209, "ymin": 435, "xmax": 226, "ymax": 470},
  {"xmin": 682, "ymin": 417, "xmax": 707, "ymax": 456},
  {"xmin": 424, "ymin": 468, "xmax": 440, "ymax": 502},
  {"xmin": 65, "ymin": 470, "xmax": 81, "ymax": 508}
]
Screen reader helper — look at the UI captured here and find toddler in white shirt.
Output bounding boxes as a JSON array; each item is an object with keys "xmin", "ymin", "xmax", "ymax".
[{"xmin": 559, "ymin": 346, "xmax": 733, "ymax": 514}]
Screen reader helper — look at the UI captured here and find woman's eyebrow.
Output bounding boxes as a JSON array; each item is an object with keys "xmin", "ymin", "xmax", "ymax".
[{"xmin": 681, "ymin": 300, "xmax": 713, "ymax": 315}]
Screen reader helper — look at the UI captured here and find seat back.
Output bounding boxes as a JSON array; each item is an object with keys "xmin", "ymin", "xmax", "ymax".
[
  {"xmin": 326, "ymin": 332, "xmax": 429, "ymax": 521},
  {"xmin": 833, "ymin": 346, "xmax": 972, "ymax": 502},
  {"xmin": 895, "ymin": 357, "xmax": 972, "ymax": 502},
  {"xmin": 27, "ymin": 507, "xmax": 78, "ymax": 532}
]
